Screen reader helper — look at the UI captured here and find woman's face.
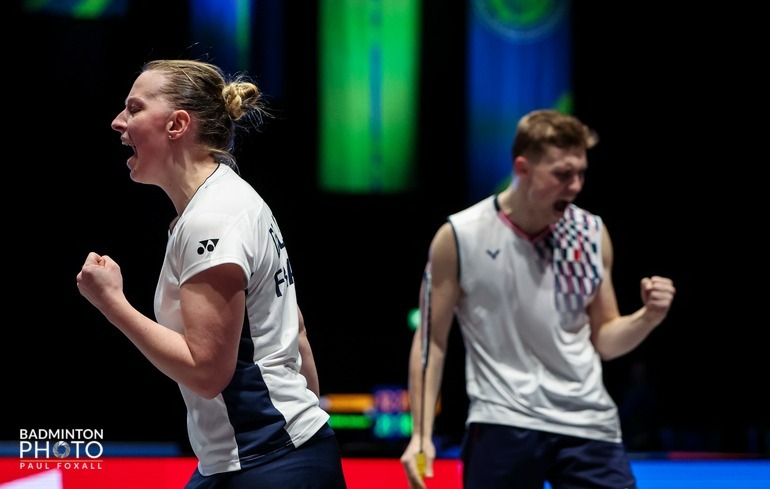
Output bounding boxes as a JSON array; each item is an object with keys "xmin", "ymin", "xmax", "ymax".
[{"xmin": 111, "ymin": 70, "xmax": 175, "ymax": 184}]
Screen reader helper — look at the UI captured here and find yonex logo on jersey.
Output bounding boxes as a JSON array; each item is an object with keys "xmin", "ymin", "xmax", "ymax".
[
  {"xmin": 197, "ymin": 239, "xmax": 219, "ymax": 255},
  {"xmin": 486, "ymin": 249, "xmax": 501, "ymax": 259}
]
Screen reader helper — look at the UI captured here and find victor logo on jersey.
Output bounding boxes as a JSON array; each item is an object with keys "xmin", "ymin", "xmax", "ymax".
[{"xmin": 486, "ymin": 249, "xmax": 501, "ymax": 259}]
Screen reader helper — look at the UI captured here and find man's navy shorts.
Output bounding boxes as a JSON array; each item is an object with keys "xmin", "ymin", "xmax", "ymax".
[{"xmin": 461, "ymin": 422, "xmax": 636, "ymax": 489}]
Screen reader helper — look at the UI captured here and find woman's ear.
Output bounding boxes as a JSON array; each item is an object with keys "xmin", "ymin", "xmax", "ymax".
[{"xmin": 167, "ymin": 110, "xmax": 191, "ymax": 141}]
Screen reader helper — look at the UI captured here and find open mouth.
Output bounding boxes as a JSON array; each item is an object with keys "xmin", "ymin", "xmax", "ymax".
[
  {"xmin": 121, "ymin": 139, "xmax": 137, "ymax": 170},
  {"xmin": 121, "ymin": 139, "xmax": 138, "ymax": 168},
  {"xmin": 553, "ymin": 200, "xmax": 569, "ymax": 212},
  {"xmin": 121, "ymin": 139, "xmax": 136, "ymax": 154}
]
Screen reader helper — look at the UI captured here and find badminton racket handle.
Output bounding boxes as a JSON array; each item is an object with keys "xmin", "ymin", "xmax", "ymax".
[{"xmin": 416, "ymin": 452, "xmax": 426, "ymax": 477}]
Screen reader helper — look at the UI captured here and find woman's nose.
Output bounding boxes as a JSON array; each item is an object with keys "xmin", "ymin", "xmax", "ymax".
[{"xmin": 111, "ymin": 111, "xmax": 126, "ymax": 132}]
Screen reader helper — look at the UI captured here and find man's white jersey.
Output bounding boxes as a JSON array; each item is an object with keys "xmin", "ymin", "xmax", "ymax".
[{"xmin": 449, "ymin": 195, "xmax": 622, "ymax": 442}]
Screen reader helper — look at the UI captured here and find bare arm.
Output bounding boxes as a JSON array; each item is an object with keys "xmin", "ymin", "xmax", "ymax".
[
  {"xmin": 400, "ymin": 223, "xmax": 460, "ymax": 489},
  {"xmin": 77, "ymin": 252, "xmax": 245, "ymax": 399},
  {"xmin": 588, "ymin": 223, "xmax": 676, "ymax": 360},
  {"xmin": 297, "ymin": 307, "xmax": 320, "ymax": 398}
]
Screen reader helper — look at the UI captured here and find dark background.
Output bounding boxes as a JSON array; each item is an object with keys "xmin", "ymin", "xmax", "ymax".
[{"xmin": 6, "ymin": 2, "xmax": 765, "ymax": 457}]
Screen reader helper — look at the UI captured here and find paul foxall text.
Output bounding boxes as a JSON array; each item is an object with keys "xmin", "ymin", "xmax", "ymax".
[{"xmin": 19, "ymin": 461, "xmax": 102, "ymax": 470}]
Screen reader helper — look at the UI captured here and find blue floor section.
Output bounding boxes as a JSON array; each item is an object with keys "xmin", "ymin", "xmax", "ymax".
[
  {"xmin": 541, "ymin": 459, "xmax": 770, "ymax": 489},
  {"xmin": 631, "ymin": 460, "xmax": 770, "ymax": 489}
]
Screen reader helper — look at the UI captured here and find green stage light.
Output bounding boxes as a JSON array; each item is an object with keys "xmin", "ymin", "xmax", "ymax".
[
  {"xmin": 318, "ymin": 0, "xmax": 421, "ymax": 194},
  {"xmin": 408, "ymin": 307, "xmax": 420, "ymax": 331},
  {"xmin": 23, "ymin": 0, "xmax": 128, "ymax": 18},
  {"xmin": 373, "ymin": 412, "xmax": 412, "ymax": 439},
  {"xmin": 328, "ymin": 413, "xmax": 373, "ymax": 430}
]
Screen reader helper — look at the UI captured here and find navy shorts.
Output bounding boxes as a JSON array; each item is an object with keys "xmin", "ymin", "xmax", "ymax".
[
  {"xmin": 184, "ymin": 424, "xmax": 347, "ymax": 489},
  {"xmin": 461, "ymin": 423, "xmax": 636, "ymax": 489}
]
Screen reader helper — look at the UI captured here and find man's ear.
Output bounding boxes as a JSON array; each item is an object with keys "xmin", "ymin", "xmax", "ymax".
[
  {"xmin": 513, "ymin": 156, "xmax": 528, "ymax": 178},
  {"xmin": 167, "ymin": 110, "xmax": 191, "ymax": 141}
]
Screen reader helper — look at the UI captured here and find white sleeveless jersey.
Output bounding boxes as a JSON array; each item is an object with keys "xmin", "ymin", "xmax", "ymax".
[
  {"xmin": 449, "ymin": 195, "xmax": 622, "ymax": 442},
  {"xmin": 154, "ymin": 164, "xmax": 329, "ymax": 476}
]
